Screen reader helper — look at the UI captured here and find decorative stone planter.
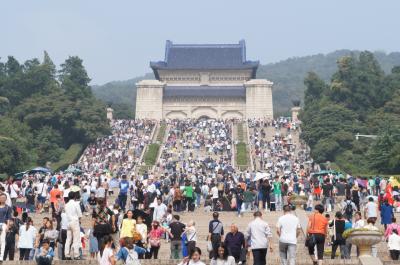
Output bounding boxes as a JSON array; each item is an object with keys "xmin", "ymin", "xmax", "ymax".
[
  {"xmin": 291, "ymin": 198, "xmax": 306, "ymax": 207},
  {"xmin": 346, "ymin": 230, "xmax": 383, "ymax": 257}
]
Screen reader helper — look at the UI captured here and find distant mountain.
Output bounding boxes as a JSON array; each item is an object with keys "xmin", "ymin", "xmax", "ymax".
[{"xmin": 92, "ymin": 50, "xmax": 400, "ymax": 116}]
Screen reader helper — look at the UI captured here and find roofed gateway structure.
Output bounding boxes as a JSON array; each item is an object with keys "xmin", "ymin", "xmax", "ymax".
[{"xmin": 135, "ymin": 40, "xmax": 273, "ymax": 119}]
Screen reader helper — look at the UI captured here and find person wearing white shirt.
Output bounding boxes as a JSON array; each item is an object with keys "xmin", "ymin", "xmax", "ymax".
[
  {"xmin": 276, "ymin": 205, "xmax": 301, "ymax": 265},
  {"xmin": 153, "ymin": 198, "xmax": 167, "ymax": 222},
  {"xmin": 35, "ymin": 180, "xmax": 48, "ymax": 213},
  {"xmin": 388, "ymin": 229, "xmax": 400, "ymax": 260},
  {"xmin": 64, "ymin": 192, "xmax": 82, "ymax": 260},
  {"xmin": 18, "ymin": 217, "xmax": 37, "ymax": 260},
  {"xmin": 6, "ymin": 182, "xmax": 20, "ymax": 205},
  {"xmin": 246, "ymin": 211, "xmax": 273, "ymax": 265},
  {"xmin": 364, "ymin": 197, "xmax": 378, "ymax": 219},
  {"xmin": 211, "ymin": 185, "xmax": 219, "ymax": 210}
]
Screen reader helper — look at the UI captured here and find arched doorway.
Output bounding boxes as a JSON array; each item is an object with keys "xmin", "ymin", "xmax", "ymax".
[{"xmin": 198, "ymin": 115, "xmax": 211, "ymax": 121}]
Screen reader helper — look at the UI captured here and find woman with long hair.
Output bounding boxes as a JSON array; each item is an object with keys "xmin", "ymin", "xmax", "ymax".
[
  {"xmin": 43, "ymin": 219, "xmax": 59, "ymax": 250},
  {"xmin": 18, "ymin": 217, "xmax": 37, "ymax": 260},
  {"xmin": 120, "ymin": 210, "xmax": 137, "ymax": 239},
  {"xmin": 135, "ymin": 216, "xmax": 147, "ymax": 259},
  {"xmin": 147, "ymin": 220, "xmax": 164, "ymax": 259},
  {"xmin": 210, "ymin": 243, "xmax": 235, "ymax": 265},
  {"xmin": 99, "ymin": 235, "xmax": 116, "ymax": 265},
  {"xmin": 178, "ymin": 247, "xmax": 206, "ymax": 265}
]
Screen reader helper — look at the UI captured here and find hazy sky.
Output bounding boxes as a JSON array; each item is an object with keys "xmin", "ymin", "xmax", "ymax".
[{"xmin": 2, "ymin": 0, "xmax": 400, "ymax": 84}]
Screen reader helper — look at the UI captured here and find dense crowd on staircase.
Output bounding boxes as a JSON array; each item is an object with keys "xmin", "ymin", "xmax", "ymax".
[{"xmin": 0, "ymin": 118, "xmax": 399, "ymax": 265}]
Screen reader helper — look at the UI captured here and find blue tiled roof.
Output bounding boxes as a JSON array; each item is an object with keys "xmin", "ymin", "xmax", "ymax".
[
  {"xmin": 151, "ymin": 40, "xmax": 259, "ymax": 79},
  {"xmin": 163, "ymin": 85, "xmax": 245, "ymax": 98}
]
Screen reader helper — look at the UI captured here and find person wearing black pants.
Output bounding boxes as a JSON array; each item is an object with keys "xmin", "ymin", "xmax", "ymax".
[
  {"xmin": 307, "ymin": 204, "xmax": 328, "ymax": 265},
  {"xmin": 252, "ymin": 248, "xmax": 268, "ymax": 265},
  {"xmin": 4, "ymin": 219, "xmax": 18, "ymax": 261},
  {"xmin": 149, "ymin": 245, "xmax": 160, "ymax": 259},
  {"xmin": 19, "ymin": 248, "xmax": 31, "ymax": 260}
]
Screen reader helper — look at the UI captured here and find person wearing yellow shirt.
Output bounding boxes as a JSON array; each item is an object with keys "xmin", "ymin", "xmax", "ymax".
[{"xmin": 120, "ymin": 210, "xmax": 136, "ymax": 238}]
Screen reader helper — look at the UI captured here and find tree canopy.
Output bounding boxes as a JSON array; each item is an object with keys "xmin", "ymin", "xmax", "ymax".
[
  {"xmin": 300, "ymin": 51, "xmax": 400, "ymax": 174},
  {"xmin": 0, "ymin": 52, "xmax": 110, "ymax": 174}
]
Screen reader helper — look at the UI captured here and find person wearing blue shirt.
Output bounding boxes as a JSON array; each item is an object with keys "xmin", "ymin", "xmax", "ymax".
[
  {"xmin": 35, "ymin": 239, "xmax": 54, "ymax": 265},
  {"xmin": 381, "ymin": 200, "xmax": 394, "ymax": 230},
  {"xmin": 119, "ymin": 175, "xmax": 130, "ymax": 211},
  {"xmin": 117, "ymin": 238, "xmax": 146, "ymax": 263}
]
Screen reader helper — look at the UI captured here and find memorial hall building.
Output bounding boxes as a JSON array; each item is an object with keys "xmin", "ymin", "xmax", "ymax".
[{"xmin": 135, "ymin": 40, "xmax": 273, "ymax": 120}]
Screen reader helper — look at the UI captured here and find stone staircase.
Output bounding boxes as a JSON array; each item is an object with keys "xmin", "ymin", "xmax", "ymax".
[
  {"xmin": 23, "ymin": 202, "xmax": 372, "ymax": 265},
  {"xmin": 248, "ymin": 123, "xmax": 303, "ymax": 172},
  {"xmin": 16, "ymin": 191, "xmax": 395, "ymax": 264}
]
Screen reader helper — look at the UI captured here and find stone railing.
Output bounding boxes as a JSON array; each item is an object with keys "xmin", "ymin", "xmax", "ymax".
[{"xmin": 245, "ymin": 120, "xmax": 254, "ymax": 171}]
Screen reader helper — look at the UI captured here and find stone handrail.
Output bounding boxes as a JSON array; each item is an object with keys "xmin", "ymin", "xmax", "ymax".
[
  {"xmin": 246, "ymin": 120, "xmax": 254, "ymax": 171},
  {"xmin": 152, "ymin": 123, "xmax": 170, "ymax": 172},
  {"xmin": 231, "ymin": 121, "xmax": 235, "ymax": 169},
  {"xmin": 132, "ymin": 121, "xmax": 158, "ymax": 173}
]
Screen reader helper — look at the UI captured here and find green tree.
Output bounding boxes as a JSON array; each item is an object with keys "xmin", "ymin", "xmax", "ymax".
[
  {"xmin": 303, "ymin": 72, "xmax": 327, "ymax": 107},
  {"xmin": 59, "ymin": 56, "xmax": 92, "ymax": 99},
  {"xmin": 33, "ymin": 126, "xmax": 64, "ymax": 166}
]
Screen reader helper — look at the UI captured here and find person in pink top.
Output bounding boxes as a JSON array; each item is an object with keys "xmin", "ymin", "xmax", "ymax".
[
  {"xmin": 148, "ymin": 220, "xmax": 165, "ymax": 259},
  {"xmin": 385, "ymin": 217, "xmax": 400, "ymax": 240}
]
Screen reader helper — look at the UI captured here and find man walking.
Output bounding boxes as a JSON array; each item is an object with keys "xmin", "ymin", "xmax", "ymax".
[
  {"xmin": 118, "ymin": 175, "xmax": 129, "ymax": 211},
  {"xmin": 168, "ymin": 215, "xmax": 185, "ymax": 259},
  {"xmin": 64, "ymin": 192, "xmax": 82, "ymax": 260},
  {"xmin": 245, "ymin": 211, "xmax": 273, "ymax": 265},
  {"xmin": 276, "ymin": 205, "xmax": 301, "ymax": 265},
  {"xmin": 273, "ymin": 177, "xmax": 282, "ymax": 211},
  {"xmin": 153, "ymin": 197, "xmax": 167, "ymax": 222},
  {"xmin": 224, "ymin": 223, "xmax": 245, "ymax": 263},
  {"xmin": 208, "ymin": 212, "xmax": 224, "ymax": 258}
]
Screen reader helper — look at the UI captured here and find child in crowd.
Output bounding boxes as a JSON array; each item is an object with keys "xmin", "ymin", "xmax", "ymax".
[{"xmin": 35, "ymin": 239, "xmax": 54, "ymax": 265}]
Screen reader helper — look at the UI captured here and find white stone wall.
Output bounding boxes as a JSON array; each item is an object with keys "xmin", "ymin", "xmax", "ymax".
[
  {"xmin": 158, "ymin": 69, "xmax": 253, "ymax": 86},
  {"xmin": 163, "ymin": 97, "xmax": 245, "ymax": 119},
  {"xmin": 135, "ymin": 80, "xmax": 164, "ymax": 119},
  {"xmin": 245, "ymin": 79, "xmax": 274, "ymax": 119},
  {"xmin": 135, "ymin": 77, "xmax": 274, "ymax": 119}
]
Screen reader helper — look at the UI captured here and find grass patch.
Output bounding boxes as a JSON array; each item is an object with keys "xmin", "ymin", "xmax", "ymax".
[
  {"xmin": 156, "ymin": 123, "xmax": 166, "ymax": 142},
  {"xmin": 50, "ymin": 143, "xmax": 83, "ymax": 171},
  {"xmin": 139, "ymin": 165, "xmax": 153, "ymax": 175},
  {"xmin": 237, "ymin": 123, "xmax": 244, "ymax": 142},
  {"xmin": 236, "ymin": 142, "xmax": 248, "ymax": 166},
  {"xmin": 144, "ymin": 143, "xmax": 160, "ymax": 165}
]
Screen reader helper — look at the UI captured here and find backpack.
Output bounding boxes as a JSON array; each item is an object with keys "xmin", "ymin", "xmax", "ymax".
[
  {"xmin": 125, "ymin": 248, "xmax": 140, "ymax": 265},
  {"xmin": 344, "ymin": 201, "xmax": 353, "ymax": 216}
]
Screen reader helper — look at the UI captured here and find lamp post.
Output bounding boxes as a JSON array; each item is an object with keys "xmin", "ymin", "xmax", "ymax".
[{"xmin": 355, "ymin": 133, "xmax": 378, "ymax": 140}]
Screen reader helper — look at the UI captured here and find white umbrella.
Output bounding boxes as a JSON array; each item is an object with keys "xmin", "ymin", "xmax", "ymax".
[{"xmin": 253, "ymin": 172, "xmax": 270, "ymax": 182}]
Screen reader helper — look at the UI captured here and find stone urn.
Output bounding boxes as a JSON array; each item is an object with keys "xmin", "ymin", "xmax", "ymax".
[
  {"xmin": 346, "ymin": 230, "xmax": 383, "ymax": 257},
  {"xmin": 290, "ymin": 196, "xmax": 307, "ymax": 207}
]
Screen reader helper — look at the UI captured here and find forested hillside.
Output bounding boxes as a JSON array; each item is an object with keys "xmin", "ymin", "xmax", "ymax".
[
  {"xmin": 93, "ymin": 50, "xmax": 400, "ymax": 117},
  {"xmin": 300, "ymin": 51, "xmax": 400, "ymax": 175},
  {"xmin": 0, "ymin": 53, "xmax": 110, "ymax": 174}
]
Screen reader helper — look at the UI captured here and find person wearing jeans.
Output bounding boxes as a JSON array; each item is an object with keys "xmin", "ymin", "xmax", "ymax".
[
  {"xmin": 276, "ymin": 205, "xmax": 301, "ymax": 265},
  {"xmin": 64, "ymin": 192, "xmax": 82, "ymax": 260},
  {"xmin": 118, "ymin": 175, "xmax": 129, "ymax": 211}
]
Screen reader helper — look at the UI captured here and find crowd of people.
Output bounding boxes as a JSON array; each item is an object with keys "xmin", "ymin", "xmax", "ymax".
[{"xmin": 0, "ymin": 118, "xmax": 398, "ymax": 265}]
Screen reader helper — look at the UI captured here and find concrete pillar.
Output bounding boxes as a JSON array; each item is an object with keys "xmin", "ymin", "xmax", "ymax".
[
  {"xmin": 106, "ymin": 107, "xmax": 114, "ymax": 121},
  {"xmin": 135, "ymin": 80, "xmax": 164, "ymax": 119},
  {"xmin": 245, "ymin": 79, "xmax": 273, "ymax": 119},
  {"xmin": 291, "ymin": 106, "xmax": 301, "ymax": 122}
]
